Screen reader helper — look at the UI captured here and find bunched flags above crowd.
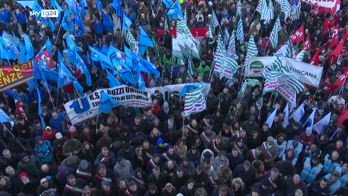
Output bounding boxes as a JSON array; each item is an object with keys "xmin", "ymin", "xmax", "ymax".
[
  {"xmin": 236, "ymin": 18, "xmax": 244, "ymax": 41},
  {"xmin": 269, "ymin": 17, "xmax": 281, "ymax": 48}
]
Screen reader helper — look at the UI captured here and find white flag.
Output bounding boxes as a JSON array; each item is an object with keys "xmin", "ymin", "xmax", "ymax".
[
  {"xmin": 290, "ymin": 103, "xmax": 305, "ymax": 123},
  {"xmin": 265, "ymin": 107, "xmax": 278, "ymax": 128},
  {"xmin": 303, "ymin": 108, "xmax": 317, "ymax": 130},
  {"xmin": 282, "ymin": 104, "xmax": 289, "ymax": 128},
  {"xmin": 313, "ymin": 112, "xmax": 331, "ymax": 135}
]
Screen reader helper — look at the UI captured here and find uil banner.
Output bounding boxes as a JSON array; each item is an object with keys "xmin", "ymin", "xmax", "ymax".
[
  {"xmin": 245, "ymin": 57, "xmax": 323, "ymax": 87},
  {"xmin": 64, "ymin": 85, "xmax": 152, "ymax": 125},
  {"xmin": 0, "ymin": 50, "xmax": 55, "ymax": 92}
]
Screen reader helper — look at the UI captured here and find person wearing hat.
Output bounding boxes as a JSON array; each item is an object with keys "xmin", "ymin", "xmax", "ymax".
[
  {"xmin": 300, "ymin": 155, "xmax": 323, "ymax": 183},
  {"xmin": 53, "ymin": 132, "xmax": 67, "ymax": 162},
  {"xmin": 37, "ymin": 177, "xmax": 54, "ymax": 195},
  {"xmin": 18, "ymin": 171, "xmax": 36, "ymax": 194},
  {"xmin": 76, "ymin": 160, "xmax": 92, "ymax": 183},
  {"xmin": 42, "ymin": 126, "xmax": 57, "ymax": 142},
  {"xmin": 260, "ymin": 136, "xmax": 278, "ymax": 168}
]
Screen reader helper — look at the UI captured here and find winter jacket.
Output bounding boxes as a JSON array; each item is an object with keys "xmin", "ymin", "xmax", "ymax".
[{"xmin": 35, "ymin": 140, "xmax": 54, "ymax": 163}]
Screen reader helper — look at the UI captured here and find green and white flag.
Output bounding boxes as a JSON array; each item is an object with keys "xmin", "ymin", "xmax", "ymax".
[
  {"xmin": 261, "ymin": 0, "xmax": 274, "ymax": 24},
  {"xmin": 291, "ymin": 2, "xmax": 301, "ymax": 21},
  {"xmin": 227, "ymin": 32, "xmax": 236, "ymax": 58},
  {"xmin": 236, "ymin": 18, "xmax": 244, "ymax": 41},
  {"xmin": 256, "ymin": 0, "xmax": 267, "ymax": 14},
  {"xmin": 211, "ymin": 10, "xmax": 219, "ymax": 29},
  {"xmin": 183, "ymin": 86, "xmax": 206, "ymax": 117},
  {"xmin": 213, "ymin": 33, "xmax": 226, "ymax": 74},
  {"xmin": 238, "ymin": 79, "xmax": 262, "ymax": 99},
  {"xmin": 280, "ymin": 0, "xmax": 291, "ymax": 20},
  {"xmin": 236, "ymin": 0, "xmax": 242, "ymax": 16},
  {"xmin": 176, "ymin": 18, "xmax": 200, "ymax": 59},
  {"xmin": 220, "ymin": 56, "xmax": 239, "ymax": 80},
  {"xmin": 295, "ymin": 50, "xmax": 305, "ymax": 61},
  {"xmin": 286, "ymin": 39, "xmax": 294, "ymax": 58},
  {"xmin": 269, "ymin": 17, "xmax": 281, "ymax": 48},
  {"xmin": 245, "ymin": 35, "xmax": 258, "ymax": 64},
  {"xmin": 262, "ymin": 57, "xmax": 304, "ymax": 102},
  {"xmin": 125, "ymin": 30, "xmax": 136, "ymax": 51}
]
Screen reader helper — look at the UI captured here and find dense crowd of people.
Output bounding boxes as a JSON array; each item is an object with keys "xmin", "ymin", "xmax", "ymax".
[{"xmin": 0, "ymin": 0, "xmax": 347, "ymax": 195}]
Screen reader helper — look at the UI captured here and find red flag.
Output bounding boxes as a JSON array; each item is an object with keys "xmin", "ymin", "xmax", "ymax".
[
  {"xmin": 291, "ymin": 24, "xmax": 304, "ymax": 44},
  {"xmin": 310, "ymin": 49, "xmax": 320, "ymax": 65},
  {"xmin": 330, "ymin": 38, "xmax": 345, "ymax": 57},
  {"xmin": 338, "ymin": 108, "xmax": 348, "ymax": 126},
  {"xmin": 328, "ymin": 24, "xmax": 339, "ymax": 49},
  {"xmin": 329, "ymin": 71, "xmax": 348, "ymax": 92},
  {"xmin": 302, "ymin": 35, "xmax": 310, "ymax": 50}
]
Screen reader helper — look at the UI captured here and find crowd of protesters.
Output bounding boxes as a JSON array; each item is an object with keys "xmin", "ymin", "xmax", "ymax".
[{"xmin": 0, "ymin": 0, "xmax": 347, "ymax": 195}]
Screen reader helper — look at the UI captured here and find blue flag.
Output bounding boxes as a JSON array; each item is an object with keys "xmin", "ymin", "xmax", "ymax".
[
  {"xmin": 65, "ymin": 0, "xmax": 77, "ymax": 12},
  {"xmin": 102, "ymin": 12, "xmax": 113, "ymax": 32},
  {"xmin": 162, "ymin": 0, "xmax": 174, "ymax": 8},
  {"xmin": 139, "ymin": 27, "xmax": 154, "ymax": 55},
  {"xmin": 112, "ymin": 0, "xmax": 123, "ymax": 17},
  {"xmin": 76, "ymin": 53, "xmax": 92, "ymax": 86},
  {"xmin": 167, "ymin": 0, "xmax": 183, "ymax": 19},
  {"xmin": 36, "ymin": 88, "xmax": 46, "ymax": 129},
  {"xmin": 0, "ymin": 32, "xmax": 19, "ymax": 60},
  {"xmin": 138, "ymin": 57, "xmax": 160, "ymax": 77},
  {"xmin": 96, "ymin": 0, "xmax": 102, "ymax": 12},
  {"xmin": 66, "ymin": 34, "xmax": 82, "ymax": 52},
  {"xmin": 122, "ymin": 13, "xmax": 132, "ymax": 32},
  {"xmin": 89, "ymin": 46, "xmax": 111, "ymax": 65},
  {"xmin": 99, "ymin": 90, "xmax": 116, "ymax": 113},
  {"xmin": 5, "ymin": 89, "xmax": 21, "ymax": 101},
  {"xmin": 19, "ymin": 42, "xmax": 29, "ymax": 63},
  {"xmin": 22, "ymin": 33, "xmax": 34, "ymax": 58},
  {"xmin": 107, "ymin": 70, "xmax": 121, "ymax": 87},
  {"xmin": 120, "ymin": 71, "xmax": 135, "ymax": 85},
  {"xmin": 61, "ymin": 9, "xmax": 74, "ymax": 32},
  {"xmin": 136, "ymin": 70, "xmax": 145, "ymax": 90},
  {"xmin": 0, "ymin": 108, "xmax": 12, "ymax": 123}
]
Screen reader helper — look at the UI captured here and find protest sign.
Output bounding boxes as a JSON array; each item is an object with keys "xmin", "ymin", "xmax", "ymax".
[
  {"xmin": 0, "ymin": 50, "xmax": 55, "ymax": 92},
  {"xmin": 245, "ymin": 57, "xmax": 323, "ymax": 87},
  {"xmin": 64, "ymin": 85, "xmax": 152, "ymax": 125}
]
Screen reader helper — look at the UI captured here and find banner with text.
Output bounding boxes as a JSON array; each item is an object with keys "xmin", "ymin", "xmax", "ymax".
[
  {"xmin": 147, "ymin": 83, "xmax": 211, "ymax": 100},
  {"xmin": 245, "ymin": 57, "xmax": 323, "ymax": 87},
  {"xmin": 64, "ymin": 85, "xmax": 152, "ymax": 125},
  {"xmin": 0, "ymin": 50, "xmax": 55, "ymax": 92}
]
